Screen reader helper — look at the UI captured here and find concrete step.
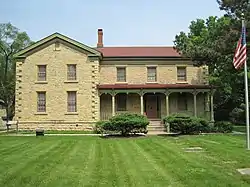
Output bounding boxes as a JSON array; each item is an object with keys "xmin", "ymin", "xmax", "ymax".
[
  {"xmin": 148, "ymin": 120, "xmax": 165, "ymax": 132},
  {"xmin": 149, "ymin": 118, "xmax": 161, "ymax": 121},
  {"xmin": 149, "ymin": 123, "xmax": 163, "ymax": 126},
  {"xmin": 147, "ymin": 126, "xmax": 166, "ymax": 131},
  {"xmin": 148, "ymin": 124, "xmax": 164, "ymax": 128},
  {"xmin": 149, "ymin": 121, "xmax": 162, "ymax": 125},
  {"xmin": 147, "ymin": 129, "xmax": 166, "ymax": 133}
]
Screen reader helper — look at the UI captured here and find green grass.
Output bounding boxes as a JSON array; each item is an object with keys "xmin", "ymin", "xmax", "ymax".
[
  {"xmin": 1, "ymin": 135, "xmax": 250, "ymax": 186},
  {"xmin": 234, "ymin": 126, "xmax": 246, "ymax": 133}
]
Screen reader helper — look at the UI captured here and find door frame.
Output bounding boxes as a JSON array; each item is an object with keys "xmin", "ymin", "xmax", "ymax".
[{"xmin": 144, "ymin": 94, "xmax": 160, "ymax": 119}]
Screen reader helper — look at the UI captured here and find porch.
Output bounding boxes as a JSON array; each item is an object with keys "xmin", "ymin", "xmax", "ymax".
[{"xmin": 98, "ymin": 84, "xmax": 214, "ymax": 122}]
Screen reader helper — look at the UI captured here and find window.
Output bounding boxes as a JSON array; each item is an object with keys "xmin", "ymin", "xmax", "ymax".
[
  {"xmin": 55, "ymin": 42, "xmax": 60, "ymax": 51},
  {"xmin": 37, "ymin": 65, "xmax": 46, "ymax": 81},
  {"xmin": 117, "ymin": 67, "xmax": 126, "ymax": 82},
  {"xmin": 67, "ymin": 91, "xmax": 77, "ymax": 112},
  {"xmin": 177, "ymin": 67, "xmax": 187, "ymax": 81},
  {"xmin": 67, "ymin": 64, "xmax": 77, "ymax": 80},
  {"xmin": 178, "ymin": 93, "xmax": 187, "ymax": 111},
  {"xmin": 37, "ymin": 92, "xmax": 46, "ymax": 112},
  {"xmin": 147, "ymin": 67, "xmax": 157, "ymax": 82},
  {"xmin": 116, "ymin": 94, "xmax": 127, "ymax": 111}
]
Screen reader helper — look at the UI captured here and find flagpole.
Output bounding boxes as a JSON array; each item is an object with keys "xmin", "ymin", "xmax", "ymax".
[{"xmin": 242, "ymin": 14, "xmax": 250, "ymax": 150}]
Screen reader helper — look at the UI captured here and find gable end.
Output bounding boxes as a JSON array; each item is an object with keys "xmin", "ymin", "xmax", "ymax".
[{"xmin": 14, "ymin": 32, "xmax": 102, "ymax": 59}]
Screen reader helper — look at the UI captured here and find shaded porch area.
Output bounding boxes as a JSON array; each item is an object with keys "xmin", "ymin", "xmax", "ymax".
[{"xmin": 98, "ymin": 84, "xmax": 215, "ymax": 122}]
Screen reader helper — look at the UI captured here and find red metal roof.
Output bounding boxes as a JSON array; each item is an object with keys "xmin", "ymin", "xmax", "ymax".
[
  {"xmin": 98, "ymin": 84, "xmax": 211, "ymax": 89},
  {"xmin": 96, "ymin": 47, "xmax": 181, "ymax": 57}
]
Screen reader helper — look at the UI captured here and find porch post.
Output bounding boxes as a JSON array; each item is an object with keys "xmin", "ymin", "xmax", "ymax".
[
  {"xmin": 140, "ymin": 94, "xmax": 144, "ymax": 115},
  {"xmin": 193, "ymin": 92, "xmax": 197, "ymax": 117},
  {"xmin": 166, "ymin": 94, "xmax": 169, "ymax": 116},
  {"xmin": 165, "ymin": 91, "xmax": 170, "ymax": 133},
  {"xmin": 112, "ymin": 94, "xmax": 115, "ymax": 116},
  {"xmin": 210, "ymin": 90, "xmax": 214, "ymax": 122}
]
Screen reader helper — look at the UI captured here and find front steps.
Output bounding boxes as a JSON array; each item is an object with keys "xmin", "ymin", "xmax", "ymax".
[{"xmin": 147, "ymin": 119, "xmax": 166, "ymax": 134}]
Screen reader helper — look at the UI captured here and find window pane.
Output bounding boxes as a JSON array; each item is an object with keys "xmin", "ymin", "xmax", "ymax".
[
  {"xmin": 67, "ymin": 91, "xmax": 77, "ymax": 112},
  {"xmin": 38, "ymin": 65, "xmax": 46, "ymax": 81},
  {"xmin": 117, "ymin": 67, "xmax": 126, "ymax": 82},
  {"xmin": 67, "ymin": 64, "xmax": 77, "ymax": 80},
  {"xmin": 147, "ymin": 67, "xmax": 156, "ymax": 82},
  {"xmin": 37, "ymin": 92, "xmax": 46, "ymax": 112},
  {"xmin": 177, "ymin": 67, "xmax": 187, "ymax": 81}
]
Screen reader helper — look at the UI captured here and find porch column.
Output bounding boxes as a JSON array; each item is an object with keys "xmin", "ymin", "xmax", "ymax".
[
  {"xmin": 112, "ymin": 94, "xmax": 115, "ymax": 116},
  {"xmin": 210, "ymin": 90, "xmax": 215, "ymax": 122},
  {"xmin": 193, "ymin": 92, "xmax": 197, "ymax": 117},
  {"xmin": 166, "ymin": 94, "xmax": 169, "ymax": 116},
  {"xmin": 140, "ymin": 94, "xmax": 144, "ymax": 115}
]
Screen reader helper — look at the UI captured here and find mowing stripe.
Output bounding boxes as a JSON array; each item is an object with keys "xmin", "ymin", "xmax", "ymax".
[
  {"xmin": 0, "ymin": 138, "xmax": 60, "ymax": 174},
  {"xmin": 0, "ymin": 139, "xmax": 62, "ymax": 186},
  {"xmin": 87, "ymin": 138, "xmax": 105, "ymax": 186},
  {"xmin": 149, "ymin": 137, "xmax": 249, "ymax": 187},
  {"xmin": 39, "ymin": 139, "xmax": 91, "ymax": 186},
  {"xmin": 75, "ymin": 139, "xmax": 98, "ymax": 186},
  {"xmin": 115, "ymin": 139, "xmax": 145, "ymax": 186},
  {"xmin": 132, "ymin": 139, "xmax": 184, "ymax": 187}
]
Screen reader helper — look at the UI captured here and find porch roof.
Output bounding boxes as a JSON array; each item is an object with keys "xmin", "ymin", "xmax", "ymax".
[{"xmin": 97, "ymin": 83, "xmax": 212, "ymax": 89}]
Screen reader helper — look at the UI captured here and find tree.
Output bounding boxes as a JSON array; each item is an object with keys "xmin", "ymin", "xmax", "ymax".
[
  {"xmin": 0, "ymin": 23, "xmax": 32, "ymax": 124},
  {"xmin": 217, "ymin": 0, "xmax": 250, "ymax": 19},
  {"xmin": 174, "ymin": 15, "xmax": 247, "ymax": 122}
]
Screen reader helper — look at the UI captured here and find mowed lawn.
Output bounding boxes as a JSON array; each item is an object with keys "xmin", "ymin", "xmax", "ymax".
[{"xmin": 1, "ymin": 135, "xmax": 250, "ymax": 187}]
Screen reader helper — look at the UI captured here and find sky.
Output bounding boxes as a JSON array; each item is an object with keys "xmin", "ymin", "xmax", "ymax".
[{"xmin": 0, "ymin": 0, "xmax": 225, "ymax": 47}]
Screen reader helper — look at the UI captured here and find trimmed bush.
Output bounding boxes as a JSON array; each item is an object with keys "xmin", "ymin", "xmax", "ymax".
[
  {"xmin": 213, "ymin": 121, "xmax": 233, "ymax": 133},
  {"xmin": 93, "ymin": 120, "xmax": 111, "ymax": 134},
  {"xmin": 103, "ymin": 113, "xmax": 149, "ymax": 136},
  {"xmin": 229, "ymin": 104, "xmax": 245, "ymax": 125},
  {"xmin": 163, "ymin": 113, "xmax": 210, "ymax": 134}
]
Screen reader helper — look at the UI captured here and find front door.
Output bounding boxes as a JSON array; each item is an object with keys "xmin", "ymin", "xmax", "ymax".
[{"xmin": 146, "ymin": 95, "xmax": 158, "ymax": 118}]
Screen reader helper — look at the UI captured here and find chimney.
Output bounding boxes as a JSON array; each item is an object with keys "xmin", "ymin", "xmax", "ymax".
[{"xmin": 97, "ymin": 28, "xmax": 103, "ymax": 48}]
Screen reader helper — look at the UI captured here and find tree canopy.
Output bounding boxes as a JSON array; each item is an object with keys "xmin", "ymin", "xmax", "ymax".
[
  {"xmin": 174, "ymin": 1, "xmax": 250, "ymax": 123},
  {"xmin": 0, "ymin": 23, "xmax": 32, "ymax": 120}
]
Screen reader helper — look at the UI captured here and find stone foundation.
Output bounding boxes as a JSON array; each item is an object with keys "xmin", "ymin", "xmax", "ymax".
[{"xmin": 17, "ymin": 121, "xmax": 96, "ymax": 131}]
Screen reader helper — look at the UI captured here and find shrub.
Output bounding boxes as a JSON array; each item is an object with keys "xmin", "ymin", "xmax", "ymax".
[
  {"xmin": 213, "ymin": 121, "xmax": 233, "ymax": 133},
  {"xmin": 163, "ymin": 113, "xmax": 210, "ymax": 134},
  {"xmin": 229, "ymin": 104, "xmax": 245, "ymax": 125},
  {"xmin": 103, "ymin": 113, "xmax": 149, "ymax": 136},
  {"xmin": 93, "ymin": 120, "xmax": 110, "ymax": 134}
]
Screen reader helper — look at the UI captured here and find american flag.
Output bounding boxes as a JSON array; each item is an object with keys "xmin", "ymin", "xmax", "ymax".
[{"xmin": 233, "ymin": 25, "xmax": 247, "ymax": 69}]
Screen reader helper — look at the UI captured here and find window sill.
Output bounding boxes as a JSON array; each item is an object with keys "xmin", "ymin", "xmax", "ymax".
[
  {"xmin": 35, "ymin": 81, "xmax": 48, "ymax": 84},
  {"xmin": 34, "ymin": 112, "xmax": 48, "ymax": 115},
  {"xmin": 176, "ymin": 81, "xmax": 188, "ymax": 84},
  {"xmin": 65, "ymin": 112, "xmax": 78, "ymax": 115},
  {"xmin": 64, "ymin": 80, "xmax": 79, "ymax": 83}
]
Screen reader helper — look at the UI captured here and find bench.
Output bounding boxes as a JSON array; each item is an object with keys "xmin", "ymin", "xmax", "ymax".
[{"xmin": 6, "ymin": 120, "xmax": 18, "ymax": 131}]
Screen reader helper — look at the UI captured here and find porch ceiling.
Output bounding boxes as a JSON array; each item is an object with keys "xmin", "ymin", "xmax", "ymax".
[
  {"xmin": 97, "ymin": 83, "xmax": 213, "ymax": 89},
  {"xmin": 98, "ymin": 83, "xmax": 214, "ymax": 95}
]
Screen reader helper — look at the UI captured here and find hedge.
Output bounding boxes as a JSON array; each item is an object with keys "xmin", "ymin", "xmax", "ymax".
[
  {"xmin": 163, "ymin": 114, "xmax": 233, "ymax": 134},
  {"xmin": 163, "ymin": 113, "xmax": 210, "ymax": 134},
  {"xmin": 213, "ymin": 121, "xmax": 233, "ymax": 133},
  {"xmin": 94, "ymin": 113, "xmax": 149, "ymax": 136}
]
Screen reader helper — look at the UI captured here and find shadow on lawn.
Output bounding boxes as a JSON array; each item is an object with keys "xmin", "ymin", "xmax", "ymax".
[
  {"xmin": 157, "ymin": 133, "xmax": 180, "ymax": 137},
  {"xmin": 99, "ymin": 133, "xmax": 146, "ymax": 139}
]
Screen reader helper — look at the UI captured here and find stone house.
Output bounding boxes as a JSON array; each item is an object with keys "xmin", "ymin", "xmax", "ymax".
[{"xmin": 13, "ymin": 29, "xmax": 214, "ymax": 130}]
